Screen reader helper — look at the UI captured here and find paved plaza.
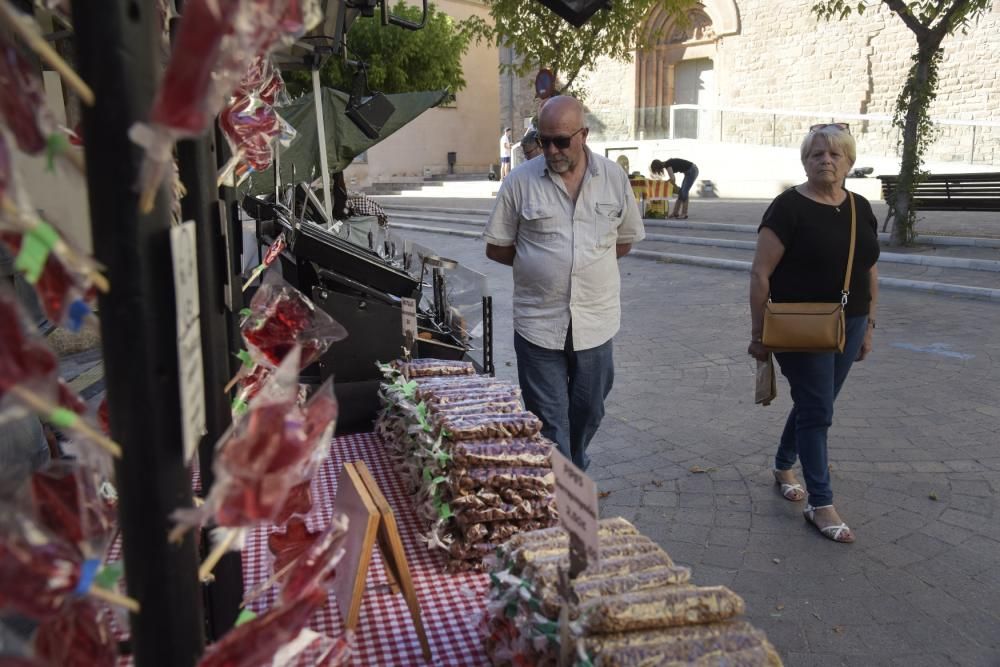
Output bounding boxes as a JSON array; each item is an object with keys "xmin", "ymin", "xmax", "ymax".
[{"xmin": 401, "ymin": 221, "xmax": 1000, "ymax": 667}]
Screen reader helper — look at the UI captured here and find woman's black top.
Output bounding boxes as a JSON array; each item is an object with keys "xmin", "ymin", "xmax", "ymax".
[
  {"xmin": 759, "ymin": 187, "xmax": 880, "ymax": 317},
  {"xmin": 663, "ymin": 158, "xmax": 694, "ymax": 173}
]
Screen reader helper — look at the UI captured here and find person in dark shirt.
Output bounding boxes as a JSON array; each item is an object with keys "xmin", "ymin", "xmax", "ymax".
[
  {"xmin": 650, "ymin": 157, "xmax": 699, "ymax": 219},
  {"xmin": 747, "ymin": 123, "xmax": 880, "ymax": 544}
]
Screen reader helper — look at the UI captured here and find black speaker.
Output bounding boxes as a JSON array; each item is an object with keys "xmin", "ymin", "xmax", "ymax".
[
  {"xmin": 535, "ymin": 0, "xmax": 611, "ymax": 27},
  {"xmin": 345, "ymin": 92, "xmax": 395, "ymax": 139}
]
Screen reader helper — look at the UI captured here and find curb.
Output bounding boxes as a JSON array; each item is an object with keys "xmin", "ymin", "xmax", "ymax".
[{"xmin": 395, "ymin": 223, "xmax": 1000, "ymax": 301}]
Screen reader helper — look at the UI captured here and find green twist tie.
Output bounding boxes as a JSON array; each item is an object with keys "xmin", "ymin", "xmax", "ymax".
[
  {"xmin": 235, "ymin": 609, "xmax": 257, "ymax": 626},
  {"xmin": 232, "ymin": 398, "xmax": 248, "ymax": 416},
  {"xmin": 236, "ymin": 349, "xmax": 253, "ymax": 368},
  {"xmin": 93, "ymin": 562, "xmax": 124, "ymax": 591},
  {"xmin": 15, "ymin": 221, "xmax": 59, "ymax": 283},
  {"xmin": 46, "ymin": 133, "xmax": 70, "ymax": 172},
  {"xmin": 401, "ymin": 380, "xmax": 418, "ymax": 400},
  {"xmin": 437, "ymin": 502, "xmax": 453, "ymax": 520},
  {"xmin": 48, "ymin": 407, "xmax": 78, "ymax": 428},
  {"xmin": 239, "ymin": 307, "xmax": 252, "ymax": 318}
]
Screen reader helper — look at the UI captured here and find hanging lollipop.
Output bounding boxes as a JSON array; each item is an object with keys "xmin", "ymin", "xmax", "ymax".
[
  {"xmin": 30, "ymin": 460, "xmax": 117, "ymax": 559},
  {"xmin": 173, "ymin": 351, "xmax": 339, "ymax": 580},
  {"xmin": 0, "ymin": 509, "xmax": 138, "ymax": 620},
  {"xmin": 0, "ymin": 37, "xmax": 86, "ymax": 176},
  {"xmin": 241, "ymin": 270, "xmax": 347, "ymax": 369},
  {"xmin": 33, "ymin": 598, "xmax": 118, "ymax": 667},
  {"xmin": 196, "ymin": 586, "xmax": 329, "ymax": 667},
  {"xmin": 278, "ymin": 513, "xmax": 348, "ymax": 605},
  {"xmin": 0, "ymin": 289, "xmax": 119, "ymax": 457}
]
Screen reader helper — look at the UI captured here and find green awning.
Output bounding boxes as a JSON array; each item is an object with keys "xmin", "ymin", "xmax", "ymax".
[{"xmin": 243, "ymin": 87, "xmax": 448, "ymax": 194}]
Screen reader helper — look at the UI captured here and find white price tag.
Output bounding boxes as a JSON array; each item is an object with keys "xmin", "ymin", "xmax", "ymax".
[
  {"xmin": 550, "ymin": 449, "xmax": 600, "ymax": 572},
  {"xmin": 170, "ymin": 222, "xmax": 206, "ymax": 464},
  {"xmin": 401, "ymin": 297, "xmax": 417, "ymax": 340}
]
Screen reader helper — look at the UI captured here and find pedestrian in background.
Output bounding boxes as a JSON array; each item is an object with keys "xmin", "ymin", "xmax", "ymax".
[
  {"xmin": 499, "ymin": 127, "xmax": 513, "ymax": 180},
  {"xmin": 748, "ymin": 123, "xmax": 880, "ymax": 543},
  {"xmin": 650, "ymin": 157, "xmax": 699, "ymax": 219},
  {"xmin": 520, "ymin": 129, "xmax": 542, "ymax": 161},
  {"xmin": 484, "ymin": 96, "xmax": 645, "ymax": 470}
]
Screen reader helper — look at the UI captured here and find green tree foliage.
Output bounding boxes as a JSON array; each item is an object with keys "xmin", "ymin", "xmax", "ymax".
[
  {"xmin": 813, "ymin": 0, "xmax": 991, "ymax": 245},
  {"xmin": 463, "ymin": 0, "xmax": 697, "ymax": 96},
  {"xmin": 285, "ymin": 2, "xmax": 473, "ymax": 97}
]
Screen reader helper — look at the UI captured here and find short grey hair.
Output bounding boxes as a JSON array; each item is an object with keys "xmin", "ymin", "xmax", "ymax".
[{"xmin": 800, "ymin": 126, "xmax": 856, "ymax": 165}]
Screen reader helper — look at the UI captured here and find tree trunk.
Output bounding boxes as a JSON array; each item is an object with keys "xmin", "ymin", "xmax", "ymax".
[{"xmin": 891, "ymin": 42, "xmax": 936, "ymax": 246}]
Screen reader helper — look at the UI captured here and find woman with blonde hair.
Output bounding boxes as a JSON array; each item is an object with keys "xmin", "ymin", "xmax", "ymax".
[{"xmin": 747, "ymin": 123, "xmax": 880, "ymax": 543}]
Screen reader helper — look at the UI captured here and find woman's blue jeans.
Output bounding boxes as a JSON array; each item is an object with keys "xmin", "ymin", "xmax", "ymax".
[
  {"xmin": 514, "ymin": 329, "xmax": 614, "ymax": 471},
  {"xmin": 773, "ymin": 315, "xmax": 867, "ymax": 507}
]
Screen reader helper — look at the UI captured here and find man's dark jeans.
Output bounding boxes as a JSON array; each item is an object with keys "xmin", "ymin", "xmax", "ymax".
[
  {"xmin": 514, "ymin": 330, "xmax": 614, "ymax": 470},
  {"xmin": 773, "ymin": 315, "xmax": 867, "ymax": 507}
]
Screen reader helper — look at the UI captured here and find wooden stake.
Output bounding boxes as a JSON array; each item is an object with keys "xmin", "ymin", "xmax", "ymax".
[
  {"xmin": 9, "ymin": 384, "xmax": 122, "ymax": 458},
  {"xmin": 88, "ymin": 584, "xmax": 141, "ymax": 613},
  {"xmin": 0, "ymin": 2, "xmax": 95, "ymax": 106},
  {"xmin": 198, "ymin": 528, "xmax": 241, "ymax": 582}
]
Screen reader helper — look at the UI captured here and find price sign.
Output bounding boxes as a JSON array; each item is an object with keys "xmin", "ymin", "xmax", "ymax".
[
  {"xmin": 550, "ymin": 449, "xmax": 599, "ymax": 576},
  {"xmin": 400, "ymin": 297, "xmax": 417, "ymax": 350},
  {"xmin": 170, "ymin": 222, "xmax": 206, "ymax": 464}
]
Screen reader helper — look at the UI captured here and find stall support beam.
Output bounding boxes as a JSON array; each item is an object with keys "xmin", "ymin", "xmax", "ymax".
[
  {"xmin": 312, "ymin": 69, "xmax": 333, "ymax": 221},
  {"xmin": 176, "ymin": 132, "xmax": 245, "ymax": 640},
  {"xmin": 71, "ymin": 3, "xmax": 206, "ymax": 665}
]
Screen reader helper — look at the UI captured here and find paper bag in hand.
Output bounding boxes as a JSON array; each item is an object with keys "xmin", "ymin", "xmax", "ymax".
[{"xmin": 755, "ymin": 356, "xmax": 776, "ymax": 406}]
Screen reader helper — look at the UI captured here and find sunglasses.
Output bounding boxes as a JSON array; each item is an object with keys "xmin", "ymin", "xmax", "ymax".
[
  {"xmin": 538, "ymin": 127, "xmax": 585, "ymax": 149},
  {"xmin": 809, "ymin": 122, "xmax": 851, "ymax": 133}
]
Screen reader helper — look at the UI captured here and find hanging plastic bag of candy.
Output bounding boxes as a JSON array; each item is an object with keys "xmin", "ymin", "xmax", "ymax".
[
  {"xmin": 129, "ymin": 0, "xmax": 244, "ymax": 212},
  {"xmin": 0, "ymin": 37, "xmax": 84, "ymax": 177},
  {"xmin": 0, "ymin": 160, "xmax": 108, "ymax": 330},
  {"xmin": 0, "ymin": 288, "xmax": 119, "ymax": 459},
  {"xmin": 32, "ymin": 598, "xmax": 118, "ymax": 667},
  {"xmin": 29, "ymin": 459, "xmax": 117, "ymax": 560},
  {"xmin": 174, "ymin": 347, "xmax": 307, "ymax": 533},
  {"xmin": 241, "ymin": 270, "xmax": 347, "ymax": 370},
  {"xmin": 278, "ymin": 512, "xmax": 348, "ymax": 605},
  {"xmin": 195, "ymin": 584, "xmax": 328, "ymax": 667},
  {"xmin": 0, "ymin": 508, "xmax": 137, "ymax": 620}
]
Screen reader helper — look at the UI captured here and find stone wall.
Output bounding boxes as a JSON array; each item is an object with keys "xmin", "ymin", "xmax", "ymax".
[{"xmin": 519, "ymin": 1, "xmax": 1000, "ymax": 166}]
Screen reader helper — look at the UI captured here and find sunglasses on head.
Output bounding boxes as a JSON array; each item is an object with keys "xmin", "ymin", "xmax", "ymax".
[
  {"xmin": 538, "ymin": 127, "xmax": 585, "ymax": 149},
  {"xmin": 809, "ymin": 122, "xmax": 851, "ymax": 133}
]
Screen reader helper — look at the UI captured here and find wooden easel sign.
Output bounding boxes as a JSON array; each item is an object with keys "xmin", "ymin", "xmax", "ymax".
[{"xmin": 331, "ymin": 461, "xmax": 431, "ymax": 661}]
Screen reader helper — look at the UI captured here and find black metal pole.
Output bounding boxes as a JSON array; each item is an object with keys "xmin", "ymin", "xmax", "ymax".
[
  {"xmin": 71, "ymin": 4, "xmax": 205, "ymax": 666},
  {"xmin": 176, "ymin": 133, "xmax": 245, "ymax": 640}
]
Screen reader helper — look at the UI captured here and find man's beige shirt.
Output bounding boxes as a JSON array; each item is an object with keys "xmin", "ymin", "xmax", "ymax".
[{"xmin": 484, "ymin": 147, "xmax": 645, "ymax": 351}]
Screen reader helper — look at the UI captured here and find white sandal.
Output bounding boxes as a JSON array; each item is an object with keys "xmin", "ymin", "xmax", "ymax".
[
  {"xmin": 804, "ymin": 504, "xmax": 854, "ymax": 543},
  {"xmin": 772, "ymin": 469, "xmax": 805, "ymax": 502}
]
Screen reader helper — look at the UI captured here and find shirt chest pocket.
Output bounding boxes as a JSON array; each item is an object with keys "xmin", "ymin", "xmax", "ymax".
[
  {"xmin": 594, "ymin": 202, "xmax": 622, "ymax": 248},
  {"xmin": 519, "ymin": 206, "xmax": 560, "ymax": 241}
]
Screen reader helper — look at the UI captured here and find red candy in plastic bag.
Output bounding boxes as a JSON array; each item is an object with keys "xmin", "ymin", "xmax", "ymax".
[
  {"xmin": 31, "ymin": 460, "xmax": 116, "ymax": 557},
  {"xmin": 268, "ymin": 517, "xmax": 320, "ymax": 573},
  {"xmin": 34, "ymin": 598, "xmax": 117, "ymax": 667},
  {"xmin": 0, "ymin": 288, "xmax": 58, "ymax": 397},
  {"xmin": 279, "ymin": 513, "xmax": 348, "ymax": 605},
  {"xmin": 272, "ymin": 480, "xmax": 313, "ymax": 525},
  {"xmin": 0, "ymin": 40, "xmax": 50, "ymax": 154},
  {"xmin": 150, "ymin": 0, "xmax": 242, "ymax": 135},
  {"xmin": 196, "ymin": 586, "xmax": 327, "ymax": 667},
  {"xmin": 0, "ymin": 510, "xmax": 94, "ymax": 620},
  {"xmin": 241, "ymin": 272, "xmax": 347, "ymax": 369}
]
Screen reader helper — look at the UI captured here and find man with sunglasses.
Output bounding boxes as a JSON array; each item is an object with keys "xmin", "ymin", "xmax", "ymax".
[{"xmin": 484, "ymin": 96, "xmax": 645, "ymax": 471}]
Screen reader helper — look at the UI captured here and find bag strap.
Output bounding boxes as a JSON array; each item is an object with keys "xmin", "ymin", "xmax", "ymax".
[{"xmin": 841, "ymin": 191, "xmax": 856, "ymax": 307}]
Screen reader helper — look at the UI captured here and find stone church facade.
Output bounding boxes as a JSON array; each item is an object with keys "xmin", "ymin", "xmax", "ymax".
[{"xmin": 502, "ymin": 0, "xmax": 1000, "ymax": 167}]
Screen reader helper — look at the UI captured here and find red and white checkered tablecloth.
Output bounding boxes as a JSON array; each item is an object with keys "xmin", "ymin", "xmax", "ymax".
[{"xmin": 242, "ymin": 432, "xmax": 491, "ymax": 667}]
